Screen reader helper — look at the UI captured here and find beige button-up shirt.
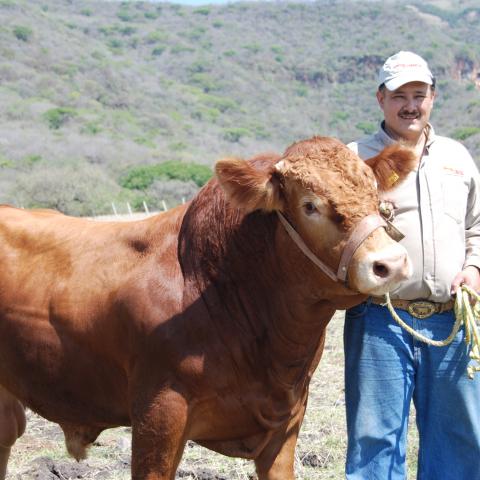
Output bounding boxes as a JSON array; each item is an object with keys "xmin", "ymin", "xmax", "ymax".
[{"xmin": 349, "ymin": 124, "xmax": 480, "ymax": 302}]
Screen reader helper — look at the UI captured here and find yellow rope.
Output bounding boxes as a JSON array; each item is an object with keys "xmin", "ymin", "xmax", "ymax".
[{"xmin": 384, "ymin": 285, "xmax": 480, "ymax": 379}]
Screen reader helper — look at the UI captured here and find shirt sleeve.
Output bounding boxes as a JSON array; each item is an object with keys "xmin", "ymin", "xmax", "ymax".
[{"xmin": 463, "ymin": 152, "xmax": 480, "ymax": 270}]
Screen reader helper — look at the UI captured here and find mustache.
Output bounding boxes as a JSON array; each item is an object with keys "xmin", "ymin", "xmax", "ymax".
[{"xmin": 398, "ymin": 109, "xmax": 419, "ymax": 116}]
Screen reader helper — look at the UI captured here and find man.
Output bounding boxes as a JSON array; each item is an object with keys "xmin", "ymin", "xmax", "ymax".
[{"xmin": 344, "ymin": 51, "xmax": 480, "ymax": 479}]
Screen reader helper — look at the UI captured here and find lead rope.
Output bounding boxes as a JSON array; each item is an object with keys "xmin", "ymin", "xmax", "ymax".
[{"xmin": 384, "ymin": 285, "xmax": 480, "ymax": 379}]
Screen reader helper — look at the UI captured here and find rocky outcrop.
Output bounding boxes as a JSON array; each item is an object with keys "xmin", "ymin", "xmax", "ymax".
[{"xmin": 454, "ymin": 55, "xmax": 480, "ymax": 89}]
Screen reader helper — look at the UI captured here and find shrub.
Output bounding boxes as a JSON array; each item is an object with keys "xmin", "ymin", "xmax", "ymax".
[
  {"xmin": 43, "ymin": 107, "xmax": 77, "ymax": 130},
  {"xmin": 99, "ymin": 25, "xmax": 115, "ymax": 36},
  {"xmin": 193, "ymin": 7, "xmax": 210, "ymax": 15},
  {"xmin": 415, "ymin": 4, "xmax": 459, "ymax": 24},
  {"xmin": 202, "ymin": 94, "xmax": 238, "ymax": 113},
  {"xmin": 117, "ymin": 10, "xmax": 133, "ymax": 22},
  {"xmin": 452, "ymin": 127, "xmax": 480, "ymax": 141},
  {"xmin": 467, "ymin": 100, "xmax": 480, "ymax": 113},
  {"xmin": 188, "ymin": 60, "xmax": 210, "ymax": 74},
  {"xmin": 144, "ymin": 11, "xmax": 158, "ymax": 19},
  {"xmin": 169, "ymin": 111, "xmax": 183, "ymax": 122},
  {"xmin": 295, "ymin": 86, "xmax": 308, "ymax": 97},
  {"xmin": 189, "ymin": 73, "xmax": 218, "ymax": 92},
  {"xmin": 152, "ymin": 47, "xmax": 165, "ymax": 57},
  {"xmin": 170, "ymin": 44, "xmax": 194, "ymax": 54},
  {"xmin": 223, "ymin": 127, "xmax": 251, "ymax": 142},
  {"xmin": 81, "ymin": 122, "xmax": 102, "ymax": 135},
  {"xmin": 356, "ymin": 121, "xmax": 376, "ymax": 134},
  {"xmin": 13, "ymin": 165, "xmax": 121, "ymax": 216},
  {"xmin": 121, "ymin": 161, "xmax": 212, "ymax": 190},
  {"xmin": 119, "ymin": 26, "xmax": 136, "ymax": 36},
  {"xmin": 333, "ymin": 111, "xmax": 349, "ymax": 121},
  {"xmin": 134, "ymin": 137, "xmax": 156, "ymax": 148},
  {"xmin": 145, "ymin": 30, "xmax": 168, "ymax": 44},
  {"xmin": 169, "ymin": 142, "xmax": 187, "ymax": 151},
  {"xmin": 13, "ymin": 25, "xmax": 32, "ymax": 42},
  {"xmin": 107, "ymin": 38, "xmax": 123, "ymax": 51},
  {"xmin": 191, "ymin": 106, "xmax": 220, "ymax": 122},
  {"xmin": 185, "ymin": 27, "xmax": 206, "ymax": 41},
  {"xmin": 248, "ymin": 123, "xmax": 270, "ymax": 140},
  {"xmin": 0, "ymin": 154, "xmax": 13, "ymax": 168},
  {"xmin": 243, "ymin": 43, "xmax": 261, "ymax": 54},
  {"xmin": 121, "ymin": 169, "xmax": 154, "ymax": 190},
  {"xmin": 23, "ymin": 154, "xmax": 43, "ymax": 166},
  {"xmin": 146, "ymin": 179, "xmax": 199, "ymax": 209}
]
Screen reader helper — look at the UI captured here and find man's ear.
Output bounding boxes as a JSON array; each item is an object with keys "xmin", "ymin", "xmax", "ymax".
[
  {"xmin": 376, "ymin": 89, "xmax": 385, "ymax": 110},
  {"xmin": 215, "ymin": 157, "xmax": 282, "ymax": 213},
  {"xmin": 365, "ymin": 144, "xmax": 417, "ymax": 191}
]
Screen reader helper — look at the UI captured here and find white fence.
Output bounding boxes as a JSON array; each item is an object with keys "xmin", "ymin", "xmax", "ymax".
[
  {"xmin": 90, "ymin": 211, "xmax": 158, "ymax": 222},
  {"xmin": 89, "ymin": 200, "xmax": 173, "ymax": 222}
]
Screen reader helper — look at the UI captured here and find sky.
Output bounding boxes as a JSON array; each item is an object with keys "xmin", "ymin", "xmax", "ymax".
[
  {"xmin": 164, "ymin": 0, "xmax": 234, "ymax": 3},
  {"xmin": 148, "ymin": 0, "xmax": 271, "ymax": 5},
  {"xmin": 107, "ymin": 0, "xmax": 310, "ymax": 5}
]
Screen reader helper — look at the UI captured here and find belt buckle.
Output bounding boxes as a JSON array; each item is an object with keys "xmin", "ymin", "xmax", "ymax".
[{"xmin": 407, "ymin": 300, "xmax": 437, "ymax": 319}]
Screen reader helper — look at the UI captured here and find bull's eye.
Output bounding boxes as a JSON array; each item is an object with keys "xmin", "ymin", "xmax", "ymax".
[
  {"xmin": 332, "ymin": 212, "xmax": 345, "ymax": 224},
  {"xmin": 304, "ymin": 202, "xmax": 317, "ymax": 215}
]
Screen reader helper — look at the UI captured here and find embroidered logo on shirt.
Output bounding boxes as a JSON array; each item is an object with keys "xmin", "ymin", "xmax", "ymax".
[{"xmin": 443, "ymin": 166, "xmax": 464, "ymax": 176}]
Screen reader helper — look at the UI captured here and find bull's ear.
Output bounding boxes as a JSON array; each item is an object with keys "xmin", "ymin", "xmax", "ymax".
[
  {"xmin": 365, "ymin": 144, "xmax": 417, "ymax": 191},
  {"xmin": 215, "ymin": 157, "xmax": 282, "ymax": 212}
]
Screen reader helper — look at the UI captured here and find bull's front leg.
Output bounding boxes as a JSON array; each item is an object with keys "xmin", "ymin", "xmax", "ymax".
[
  {"xmin": 0, "ymin": 386, "xmax": 26, "ymax": 480},
  {"xmin": 131, "ymin": 388, "xmax": 188, "ymax": 480},
  {"xmin": 254, "ymin": 417, "xmax": 303, "ymax": 480}
]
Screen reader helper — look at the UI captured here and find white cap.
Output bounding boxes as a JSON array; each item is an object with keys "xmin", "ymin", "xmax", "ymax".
[{"xmin": 378, "ymin": 51, "xmax": 434, "ymax": 91}]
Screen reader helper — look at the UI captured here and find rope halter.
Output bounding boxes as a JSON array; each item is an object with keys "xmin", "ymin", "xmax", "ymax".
[{"xmin": 384, "ymin": 285, "xmax": 480, "ymax": 379}]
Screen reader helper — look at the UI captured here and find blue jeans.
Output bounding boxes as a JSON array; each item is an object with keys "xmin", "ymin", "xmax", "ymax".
[{"xmin": 344, "ymin": 302, "xmax": 480, "ymax": 480}]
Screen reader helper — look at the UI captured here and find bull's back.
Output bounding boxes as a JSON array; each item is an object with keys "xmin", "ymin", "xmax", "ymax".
[{"xmin": 0, "ymin": 206, "xmax": 181, "ymax": 310}]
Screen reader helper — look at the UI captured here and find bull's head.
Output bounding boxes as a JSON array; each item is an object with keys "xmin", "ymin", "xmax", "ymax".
[{"xmin": 215, "ymin": 136, "xmax": 415, "ymax": 296}]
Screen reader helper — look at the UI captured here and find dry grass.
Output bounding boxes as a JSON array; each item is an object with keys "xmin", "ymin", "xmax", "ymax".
[{"xmin": 7, "ymin": 311, "xmax": 419, "ymax": 479}]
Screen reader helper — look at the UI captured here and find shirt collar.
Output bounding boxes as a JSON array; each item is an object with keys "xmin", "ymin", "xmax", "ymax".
[{"xmin": 376, "ymin": 122, "xmax": 436, "ymax": 148}]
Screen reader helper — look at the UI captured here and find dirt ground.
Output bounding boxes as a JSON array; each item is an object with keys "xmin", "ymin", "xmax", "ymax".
[{"xmin": 6, "ymin": 313, "xmax": 419, "ymax": 479}]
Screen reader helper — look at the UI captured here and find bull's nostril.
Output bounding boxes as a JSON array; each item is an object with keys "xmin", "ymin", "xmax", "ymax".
[{"xmin": 373, "ymin": 261, "xmax": 390, "ymax": 278}]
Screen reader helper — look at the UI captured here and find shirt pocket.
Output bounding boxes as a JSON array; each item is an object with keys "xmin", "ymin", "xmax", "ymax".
[{"xmin": 442, "ymin": 175, "xmax": 468, "ymax": 224}]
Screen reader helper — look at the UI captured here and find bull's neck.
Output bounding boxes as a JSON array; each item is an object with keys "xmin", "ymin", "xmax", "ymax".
[{"xmin": 179, "ymin": 194, "xmax": 351, "ymax": 390}]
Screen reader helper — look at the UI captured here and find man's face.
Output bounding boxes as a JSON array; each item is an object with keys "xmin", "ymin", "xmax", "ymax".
[{"xmin": 376, "ymin": 81, "xmax": 435, "ymax": 142}]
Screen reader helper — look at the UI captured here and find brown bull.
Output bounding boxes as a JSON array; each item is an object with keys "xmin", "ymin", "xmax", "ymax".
[{"xmin": 0, "ymin": 137, "xmax": 414, "ymax": 479}]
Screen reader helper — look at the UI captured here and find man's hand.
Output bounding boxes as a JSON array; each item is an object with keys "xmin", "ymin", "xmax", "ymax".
[{"xmin": 450, "ymin": 265, "xmax": 480, "ymax": 296}]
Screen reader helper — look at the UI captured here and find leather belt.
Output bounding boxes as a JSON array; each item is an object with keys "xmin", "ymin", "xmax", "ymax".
[{"xmin": 370, "ymin": 297, "xmax": 455, "ymax": 319}]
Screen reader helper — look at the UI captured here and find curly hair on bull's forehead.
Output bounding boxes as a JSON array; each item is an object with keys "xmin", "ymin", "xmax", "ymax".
[
  {"xmin": 282, "ymin": 141, "xmax": 379, "ymax": 228},
  {"xmin": 282, "ymin": 142, "xmax": 375, "ymax": 192},
  {"xmin": 283, "ymin": 135, "xmax": 344, "ymax": 156}
]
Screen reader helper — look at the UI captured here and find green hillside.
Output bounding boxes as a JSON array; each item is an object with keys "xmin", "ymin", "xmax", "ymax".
[{"xmin": 0, "ymin": 0, "xmax": 478, "ymax": 214}]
